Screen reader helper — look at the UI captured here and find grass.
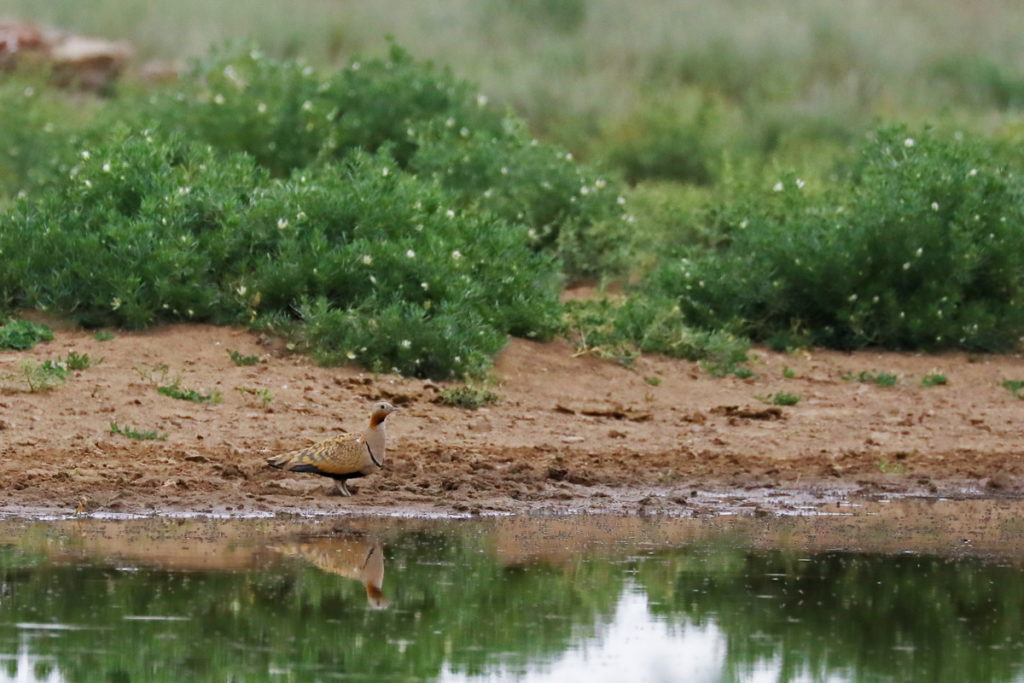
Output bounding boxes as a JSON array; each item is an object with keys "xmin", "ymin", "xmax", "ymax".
[
  {"xmin": 236, "ymin": 385, "xmax": 274, "ymax": 409},
  {"xmin": 60, "ymin": 351, "xmax": 99, "ymax": 371},
  {"xmin": 643, "ymin": 376, "xmax": 662, "ymax": 386},
  {"xmin": 756, "ymin": 392, "xmax": 801, "ymax": 406},
  {"xmin": 438, "ymin": 384, "xmax": 499, "ymax": 409},
  {"xmin": 93, "ymin": 330, "xmax": 116, "ymax": 341},
  {"xmin": 110, "ymin": 422, "xmax": 168, "ymax": 441},
  {"xmin": 157, "ymin": 380, "xmax": 222, "ymax": 404},
  {"xmin": 921, "ymin": 373, "xmax": 948, "ymax": 387},
  {"xmin": 1, "ymin": 361, "xmax": 67, "ymax": 393},
  {"xmin": 843, "ymin": 371, "xmax": 899, "ymax": 387},
  {"xmin": 228, "ymin": 349, "xmax": 261, "ymax": 367},
  {"xmin": 1002, "ymin": 380, "xmax": 1024, "ymax": 399},
  {"xmin": 136, "ymin": 363, "xmax": 222, "ymax": 403}
]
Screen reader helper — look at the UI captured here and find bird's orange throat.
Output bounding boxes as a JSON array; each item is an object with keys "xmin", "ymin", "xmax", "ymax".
[{"xmin": 369, "ymin": 413, "xmax": 388, "ymax": 428}]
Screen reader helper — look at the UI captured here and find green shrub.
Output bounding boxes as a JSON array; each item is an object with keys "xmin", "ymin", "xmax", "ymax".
[
  {"xmin": 228, "ymin": 349, "xmax": 260, "ymax": 366},
  {"xmin": 110, "ymin": 423, "xmax": 168, "ymax": 441},
  {"xmin": 438, "ymin": 384, "xmax": 500, "ymax": 409},
  {"xmin": 141, "ymin": 45, "xmax": 630, "ymax": 280},
  {"xmin": 921, "ymin": 372, "xmax": 948, "ymax": 387},
  {"xmin": 1, "ymin": 360, "xmax": 67, "ymax": 393},
  {"xmin": 0, "ymin": 319, "xmax": 54, "ymax": 350},
  {"xmin": 0, "ymin": 126, "xmax": 562, "ymax": 380},
  {"xmin": 564, "ymin": 296, "xmax": 749, "ymax": 374},
  {"xmin": 650, "ymin": 126, "xmax": 1024, "ymax": 352},
  {"xmin": 843, "ymin": 371, "xmax": 899, "ymax": 387}
]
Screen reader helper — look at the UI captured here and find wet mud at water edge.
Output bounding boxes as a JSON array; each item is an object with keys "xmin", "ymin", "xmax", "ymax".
[
  {"xmin": 1, "ymin": 323, "xmax": 1024, "ymax": 518},
  {"xmin": 3, "ymin": 501, "xmax": 1024, "ymax": 682}
]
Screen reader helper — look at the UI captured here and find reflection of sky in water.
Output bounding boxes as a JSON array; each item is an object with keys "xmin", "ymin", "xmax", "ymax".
[
  {"xmin": 439, "ymin": 583, "xmax": 849, "ymax": 683},
  {"xmin": 0, "ymin": 633, "xmax": 64, "ymax": 683}
]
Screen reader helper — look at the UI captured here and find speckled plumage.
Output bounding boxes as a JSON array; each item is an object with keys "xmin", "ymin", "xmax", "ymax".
[{"xmin": 266, "ymin": 400, "xmax": 398, "ymax": 496}]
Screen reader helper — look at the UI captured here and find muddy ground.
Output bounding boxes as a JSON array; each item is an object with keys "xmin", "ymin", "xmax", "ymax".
[{"xmin": 0, "ymin": 320, "xmax": 1022, "ymax": 518}]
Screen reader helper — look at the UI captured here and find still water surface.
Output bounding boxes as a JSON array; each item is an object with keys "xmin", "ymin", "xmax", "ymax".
[{"xmin": 1, "ymin": 500, "xmax": 1023, "ymax": 682}]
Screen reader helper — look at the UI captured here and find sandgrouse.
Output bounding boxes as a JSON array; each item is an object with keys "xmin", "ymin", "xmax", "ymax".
[{"xmin": 266, "ymin": 400, "xmax": 398, "ymax": 496}]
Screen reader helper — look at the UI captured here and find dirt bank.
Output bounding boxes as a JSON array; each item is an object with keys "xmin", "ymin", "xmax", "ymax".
[{"xmin": 1, "ymin": 322, "xmax": 1022, "ymax": 518}]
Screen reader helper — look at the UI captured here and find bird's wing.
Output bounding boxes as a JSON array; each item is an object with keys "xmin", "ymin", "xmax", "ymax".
[{"xmin": 272, "ymin": 434, "xmax": 367, "ymax": 476}]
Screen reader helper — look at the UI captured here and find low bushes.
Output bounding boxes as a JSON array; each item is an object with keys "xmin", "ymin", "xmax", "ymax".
[{"xmin": 643, "ymin": 126, "xmax": 1024, "ymax": 352}]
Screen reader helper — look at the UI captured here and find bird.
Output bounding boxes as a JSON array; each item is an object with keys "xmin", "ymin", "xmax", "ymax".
[
  {"xmin": 266, "ymin": 400, "xmax": 399, "ymax": 496},
  {"xmin": 270, "ymin": 534, "xmax": 389, "ymax": 608}
]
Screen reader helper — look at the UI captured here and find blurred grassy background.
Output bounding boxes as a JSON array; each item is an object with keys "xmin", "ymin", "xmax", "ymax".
[{"xmin": 6, "ymin": 0, "xmax": 1024, "ymax": 154}]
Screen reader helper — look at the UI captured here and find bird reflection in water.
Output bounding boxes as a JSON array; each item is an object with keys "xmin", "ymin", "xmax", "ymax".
[{"xmin": 270, "ymin": 533, "xmax": 389, "ymax": 609}]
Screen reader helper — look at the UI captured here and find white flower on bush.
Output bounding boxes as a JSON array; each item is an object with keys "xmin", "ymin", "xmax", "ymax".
[
  {"xmin": 915, "ymin": 247, "xmax": 923, "ymax": 257},
  {"xmin": 362, "ymin": 255, "xmax": 373, "ymax": 265},
  {"xmin": 302, "ymin": 100, "xmax": 314, "ymax": 112},
  {"xmin": 102, "ymin": 163, "xmax": 111, "ymax": 173},
  {"xmin": 213, "ymin": 94, "xmax": 225, "ymax": 105},
  {"xmin": 346, "ymin": 351, "xmax": 357, "ymax": 360},
  {"xmin": 401, "ymin": 339, "xmax": 412, "ymax": 349},
  {"xmin": 931, "ymin": 202, "xmax": 939, "ymax": 211},
  {"xmin": 81, "ymin": 150, "xmax": 91, "ymax": 160},
  {"xmin": 968, "ymin": 168, "xmax": 978, "ymax": 177},
  {"xmin": 595, "ymin": 178, "xmax": 606, "ymax": 189},
  {"xmin": 382, "ymin": 167, "xmax": 390, "ymax": 177},
  {"xmin": 446, "ymin": 209, "xmax": 455, "ymax": 218},
  {"xmin": 451, "ymin": 250, "xmax": 463, "ymax": 260},
  {"xmin": 111, "ymin": 297, "xmax": 122, "ymax": 311},
  {"xmin": 476, "ymin": 94, "xmax": 488, "ymax": 107},
  {"xmin": 903, "ymin": 137, "xmax": 915, "ymax": 147},
  {"xmin": 277, "ymin": 218, "xmax": 289, "ymax": 229},
  {"xmin": 406, "ymin": 249, "xmax": 416, "ymax": 259},
  {"xmin": 772, "ymin": 181, "xmax": 784, "ymax": 192},
  {"xmin": 421, "ymin": 282, "xmax": 429, "ymax": 290},
  {"xmin": 257, "ymin": 102, "xmax": 267, "ymax": 114},
  {"xmin": 902, "ymin": 262, "xmax": 911, "ymax": 270},
  {"xmin": 795, "ymin": 178, "xmax": 806, "ymax": 189}
]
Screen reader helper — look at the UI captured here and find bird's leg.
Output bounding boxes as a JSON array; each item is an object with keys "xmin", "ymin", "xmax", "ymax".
[{"xmin": 334, "ymin": 479, "xmax": 352, "ymax": 497}]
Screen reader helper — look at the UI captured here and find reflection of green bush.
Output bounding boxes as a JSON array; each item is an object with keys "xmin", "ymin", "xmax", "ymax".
[
  {"xmin": 4, "ymin": 530, "xmax": 1024, "ymax": 682},
  {"xmin": 0, "ymin": 529, "xmax": 624, "ymax": 681},
  {"xmin": 638, "ymin": 549, "xmax": 1024, "ymax": 683}
]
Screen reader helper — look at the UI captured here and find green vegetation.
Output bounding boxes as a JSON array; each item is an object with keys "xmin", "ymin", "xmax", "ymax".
[
  {"xmin": 236, "ymin": 385, "xmax": 274, "ymax": 409},
  {"xmin": 1002, "ymin": 380, "xmax": 1024, "ymax": 399},
  {"xmin": 3, "ymin": 519, "xmax": 1024, "ymax": 682},
  {"xmin": 60, "ymin": 350, "xmax": 99, "ymax": 370},
  {"xmin": 921, "ymin": 373, "xmax": 949, "ymax": 387},
  {"xmin": 643, "ymin": 376, "xmax": 662, "ymax": 387},
  {"xmin": 2, "ymin": 360, "xmax": 68, "ymax": 393},
  {"xmin": 438, "ymin": 384, "xmax": 499, "ymax": 410},
  {"xmin": 782, "ymin": 367, "xmax": 797, "ymax": 379},
  {"xmin": 759, "ymin": 392, "xmax": 802, "ymax": 406},
  {"xmin": 0, "ymin": 319, "xmax": 54, "ymax": 350},
  {"xmin": 157, "ymin": 379, "xmax": 222, "ymax": 404},
  {"xmin": 844, "ymin": 371, "xmax": 899, "ymax": 387},
  {"xmin": 93, "ymin": 330, "xmax": 116, "ymax": 341},
  {"xmin": 228, "ymin": 349, "xmax": 261, "ymax": 366},
  {"xmin": 110, "ymin": 422, "xmax": 168, "ymax": 441},
  {"xmin": 2, "ymin": 2, "xmax": 1024, "ymax": 378}
]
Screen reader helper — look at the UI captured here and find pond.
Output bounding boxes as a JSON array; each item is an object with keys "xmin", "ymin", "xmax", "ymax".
[{"xmin": 1, "ymin": 499, "xmax": 1024, "ymax": 682}]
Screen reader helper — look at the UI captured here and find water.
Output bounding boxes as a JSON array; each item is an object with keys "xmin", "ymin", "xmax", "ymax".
[{"xmin": 1, "ymin": 500, "xmax": 1023, "ymax": 682}]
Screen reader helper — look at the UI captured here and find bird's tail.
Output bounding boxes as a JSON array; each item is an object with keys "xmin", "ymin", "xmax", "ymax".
[{"xmin": 266, "ymin": 450, "xmax": 298, "ymax": 470}]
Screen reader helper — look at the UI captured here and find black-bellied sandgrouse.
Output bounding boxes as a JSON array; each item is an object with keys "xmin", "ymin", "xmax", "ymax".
[
  {"xmin": 266, "ymin": 400, "xmax": 398, "ymax": 496},
  {"xmin": 270, "ymin": 535, "xmax": 389, "ymax": 608}
]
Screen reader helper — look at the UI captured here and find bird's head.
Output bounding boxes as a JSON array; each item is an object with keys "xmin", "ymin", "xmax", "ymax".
[{"xmin": 369, "ymin": 400, "xmax": 399, "ymax": 427}]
